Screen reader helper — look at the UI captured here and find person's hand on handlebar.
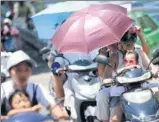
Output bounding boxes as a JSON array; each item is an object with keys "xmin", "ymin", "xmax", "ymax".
[
  {"xmin": 51, "ymin": 104, "xmax": 69, "ymax": 120},
  {"xmin": 51, "ymin": 62, "xmax": 67, "ymax": 76},
  {"xmin": 102, "ymin": 78, "xmax": 114, "ymax": 85}
]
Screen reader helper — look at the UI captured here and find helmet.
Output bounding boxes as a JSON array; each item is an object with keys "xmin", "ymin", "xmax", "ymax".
[
  {"xmin": 3, "ymin": 18, "xmax": 12, "ymax": 26},
  {"xmin": 3, "ymin": 18, "xmax": 12, "ymax": 25}
]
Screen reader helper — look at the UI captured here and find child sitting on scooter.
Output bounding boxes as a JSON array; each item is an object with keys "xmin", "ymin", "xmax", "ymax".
[
  {"xmin": 102, "ymin": 50, "xmax": 141, "ymax": 85},
  {"xmin": 117, "ymin": 50, "xmax": 140, "ymax": 74},
  {"xmin": 4, "ymin": 90, "xmax": 41, "ymax": 119}
]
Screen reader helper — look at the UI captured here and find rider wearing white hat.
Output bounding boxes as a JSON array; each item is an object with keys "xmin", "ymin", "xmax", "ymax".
[
  {"xmin": 6, "ymin": 50, "xmax": 37, "ymax": 71},
  {"xmin": 1, "ymin": 50, "xmax": 68, "ymax": 121}
]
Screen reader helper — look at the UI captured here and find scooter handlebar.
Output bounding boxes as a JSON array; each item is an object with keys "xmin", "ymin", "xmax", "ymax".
[
  {"xmin": 66, "ymin": 64, "xmax": 97, "ymax": 71},
  {"xmin": 54, "ymin": 63, "xmax": 97, "ymax": 74},
  {"xmin": 102, "ymin": 71, "xmax": 152, "ymax": 87}
]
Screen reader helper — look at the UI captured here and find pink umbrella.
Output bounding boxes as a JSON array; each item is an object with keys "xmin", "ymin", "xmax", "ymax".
[
  {"xmin": 52, "ymin": 4, "xmax": 134, "ymax": 54},
  {"xmin": 73, "ymin": 4, "xmax": 127, "ymax": 15}
]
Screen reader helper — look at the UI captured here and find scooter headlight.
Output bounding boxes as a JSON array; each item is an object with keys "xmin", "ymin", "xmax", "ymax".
[
  {"xmin": 144, "ymin": 111, "xmax": 159, "ymax": 122},
  {"xmin": 131, "ymin": 110, "xmax": 159, "ymax": 122}
]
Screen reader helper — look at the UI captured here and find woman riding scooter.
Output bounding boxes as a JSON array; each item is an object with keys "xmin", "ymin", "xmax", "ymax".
[
  {"xmin": 96, "ymin": 48, "xmax": 159, "ymax": 122},
  {"xmin": 95, "ymin": 26, "xmax": 158, "ymax": 122}
]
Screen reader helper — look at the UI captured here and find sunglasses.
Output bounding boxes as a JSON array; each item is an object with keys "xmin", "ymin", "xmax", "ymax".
[{"xmin": 124, "ymin": 59, "xmax": 136, "ymax": 65}]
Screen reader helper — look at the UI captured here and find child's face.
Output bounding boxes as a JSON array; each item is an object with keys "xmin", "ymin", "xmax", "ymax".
[
  {"xmin": 11, "ymin": 93, "xmax": 32, "ymax": 109},
  {"xmin": 124, "ymin": 53, "xmax": 137, "ymax": 67},
  {"xmin": 10, "ymin": 62, "xmax": 32, "ymax": 87}
]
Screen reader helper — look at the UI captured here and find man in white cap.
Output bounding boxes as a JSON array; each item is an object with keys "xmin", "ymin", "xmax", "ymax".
[{"xmin": 1, "ymin": 50, "xmax": 68, "ymax": 121}]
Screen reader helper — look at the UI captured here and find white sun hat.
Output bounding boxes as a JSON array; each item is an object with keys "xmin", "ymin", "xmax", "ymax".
[{"xmin": 7, "ymin": 50, "xmax": 37, "ymax": 71}]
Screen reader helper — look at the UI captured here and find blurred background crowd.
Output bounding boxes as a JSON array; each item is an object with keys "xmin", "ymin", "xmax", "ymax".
[{"xmin": 1, "ymin": 1, "xmax": 45, "ymax": 61}]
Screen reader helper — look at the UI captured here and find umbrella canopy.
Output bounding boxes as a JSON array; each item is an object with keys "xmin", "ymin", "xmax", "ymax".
[
  {"xmin": 52, "ymin": 4, "xmax": 134, "ymax": 54},
  {"xmin": 32, "ymin": 1, "xmax": 105, "ymax": 39}
]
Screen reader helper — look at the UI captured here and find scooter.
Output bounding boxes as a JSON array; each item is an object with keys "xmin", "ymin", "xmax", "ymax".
[
  {"xmin": 52, "ymin": 60, "xmax": 101, "ymax": 122},
  {"xmin": 95, "ymin": 49, "xmax": 159, "ymax": 122},
  {"xmin": 2, "ymin": 112, "xmax": 53, "ymax": 122}
]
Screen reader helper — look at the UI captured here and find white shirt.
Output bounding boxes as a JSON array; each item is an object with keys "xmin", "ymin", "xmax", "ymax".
[{"xmin": 1, "ymin": 80, "xmax": 55, "ymax": 111}]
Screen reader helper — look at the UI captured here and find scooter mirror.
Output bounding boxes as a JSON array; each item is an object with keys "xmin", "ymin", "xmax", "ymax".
[
  {"xmin": 152, "ymin": 48, "xmax": 159, "ymax": 65},
  {"xmin": 40, "ymin": 47, "xmax": 50, "ymax": 55},
  {"xmin": 147, "ymin": 48, "xmax": 159, "ymax": 69},
  {"xmin": 95, "ymin": 54, "xmax": 109, "ymax": 65},
  {"xmin": 152, "ymin": 48, "xmax": 159, "ymax": 60}
]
